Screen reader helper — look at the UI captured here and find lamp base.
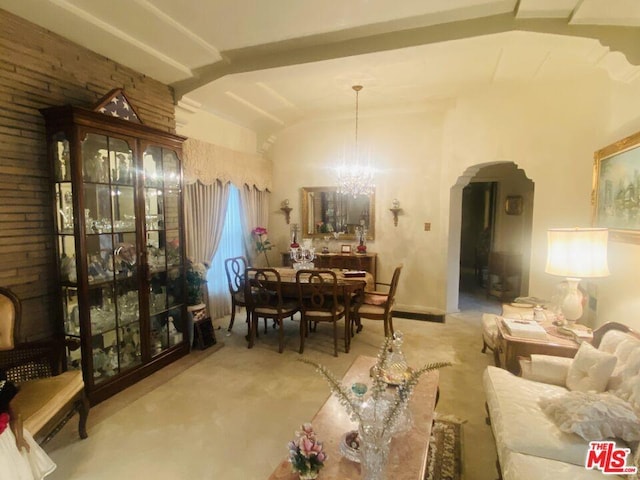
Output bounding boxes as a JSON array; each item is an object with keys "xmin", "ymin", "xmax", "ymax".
[{"xmin": 561, "ymin": 278, "xmax": 583, "ymax": 322}]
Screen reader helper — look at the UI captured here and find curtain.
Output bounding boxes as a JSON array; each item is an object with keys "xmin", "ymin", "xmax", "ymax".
[
  {"xmin": 184, "ymin": 178, "xmax": 230, "ymax": 270},
  {"xmin": 207, "ymin": 185, "xmax": 245, "ymax": 319},
  {"xmin": 239, "ymin": 184, "xmax": 271, "ymax": 267},
  {"xmin": 182, "ymin": 138, "xmax": 272, "ymax": 190}
]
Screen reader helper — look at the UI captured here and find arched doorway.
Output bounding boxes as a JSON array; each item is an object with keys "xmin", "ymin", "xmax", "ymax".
[{"xmin": 447, "ymin": 162, "xmax": 535, "ymax": 312}]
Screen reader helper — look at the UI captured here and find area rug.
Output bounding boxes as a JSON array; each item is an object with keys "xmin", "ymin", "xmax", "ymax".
[{"xmin": 425, "ymin": 419, "xmax": 463, "ymax": 480}]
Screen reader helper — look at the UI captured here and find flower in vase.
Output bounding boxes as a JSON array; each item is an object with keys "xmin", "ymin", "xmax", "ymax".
[
  {"xmin": 288, "ymin": 423, "xmax": 327, "ymax": 477},
  {"xmin": 252, "ymin": 226, "xmax": 273, "ymax": 266},
  {"xmin": 186, "ymin": 259, "xmax": 208, "ymax": 305}
]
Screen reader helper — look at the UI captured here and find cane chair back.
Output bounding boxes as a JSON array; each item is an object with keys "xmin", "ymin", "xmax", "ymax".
[{"xmin": 0, "ymin": 287, "xmax": 89, "ymax": 445}]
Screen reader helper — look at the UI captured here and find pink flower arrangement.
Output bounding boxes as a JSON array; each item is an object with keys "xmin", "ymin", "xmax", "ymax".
[
  {"xmin": 252, "ymin": 226, "xmax": 272, "ymax": 266},
  {"xmin": 288, "ymin": 423, "xmax": 327, "ymax": 477}
]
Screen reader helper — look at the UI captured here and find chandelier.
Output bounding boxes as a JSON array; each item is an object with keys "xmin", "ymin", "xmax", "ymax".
[{"xmin": 336, "ymin": 85, "xmax": 375, "ymax": 198}]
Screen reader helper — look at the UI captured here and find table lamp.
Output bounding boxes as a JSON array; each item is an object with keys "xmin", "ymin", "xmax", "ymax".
[{"xmin": 545, "ymin": 228, "xmax": 610, "ymax": 323}]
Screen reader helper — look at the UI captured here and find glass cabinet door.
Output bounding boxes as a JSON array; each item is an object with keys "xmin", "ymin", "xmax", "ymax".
[
  {"xmin": 53, "ymin": 133, "xmax": 81, "ymax": 370},
  {"xmin": 82, "ymin": 133, "xmax": 141, "ymax": 383},
  {"xmin": 143, "ymin": 146, "xmax": 185, "ymax": 356}
]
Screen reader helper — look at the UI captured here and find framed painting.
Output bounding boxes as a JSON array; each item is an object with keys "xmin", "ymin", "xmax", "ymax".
[{"xmin": 592, "ymin": 129, "xmax": 640, "ymax": 243}]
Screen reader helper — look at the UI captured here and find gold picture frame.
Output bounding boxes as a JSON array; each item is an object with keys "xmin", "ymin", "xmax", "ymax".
[
  {"xmin": 341, "ymin": 244, "xmax": 352, "ymax": 254},
  {"xmin": 593, "ymin": 129, "xmax": 640, "ymax": 244}
]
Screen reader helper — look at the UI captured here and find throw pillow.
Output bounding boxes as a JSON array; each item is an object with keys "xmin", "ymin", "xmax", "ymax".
[
  {"xmin": 540, "ymin": 391, "xmax": 640, "ymax": 442},
  {"xmin": 566, "ymin": 341, "xmax": 617, "ymax": 392}
]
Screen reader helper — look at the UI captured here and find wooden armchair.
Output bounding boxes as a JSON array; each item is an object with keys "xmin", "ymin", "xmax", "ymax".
[
  {"xmin": 352, "ymin": 264, "xmax": 403, "ymax": 337},
  {"xmin": 0, "ymin": 287, "xmax": 88, "ymax": 445}
]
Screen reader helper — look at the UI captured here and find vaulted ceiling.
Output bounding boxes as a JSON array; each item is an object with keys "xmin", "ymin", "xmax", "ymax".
[{"xmin": 3, "ymin": 0, "xmax": 640, "ymax": 149}]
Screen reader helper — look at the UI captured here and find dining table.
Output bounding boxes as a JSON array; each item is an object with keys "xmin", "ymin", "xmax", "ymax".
[
  {"xmin": 250, "ymin": 267, "xmax": 372, "ymax": 352},
  {"xmin": 267, "ymin": 355, "xmax": 440, "ymax": 479}
]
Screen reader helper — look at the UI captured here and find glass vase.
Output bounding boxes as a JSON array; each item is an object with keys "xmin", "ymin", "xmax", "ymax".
[{"xmin": 358, "ymin": 423, "xmax": 392, "ymax": 480}]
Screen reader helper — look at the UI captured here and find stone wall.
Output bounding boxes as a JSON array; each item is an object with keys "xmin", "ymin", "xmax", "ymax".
[{"xmin": 0, "ymin": 9, "xmax": 175, "ymax": 340}]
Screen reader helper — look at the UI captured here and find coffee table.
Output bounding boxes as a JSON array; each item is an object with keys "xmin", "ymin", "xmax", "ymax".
[{"xmin": 267, "ymin": 355, "xmax": 439, "ymax": 480}]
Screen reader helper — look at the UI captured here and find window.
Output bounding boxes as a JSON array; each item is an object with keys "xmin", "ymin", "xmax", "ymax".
[{"xmin": 208, "ymin": 184, "xmax": 244, "ymax": 318}]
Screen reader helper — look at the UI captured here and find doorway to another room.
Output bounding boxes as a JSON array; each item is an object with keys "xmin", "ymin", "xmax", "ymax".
[
  {"xmin": 459, "ymin": 182, "xmax": 498, "ymax": 311},
  {"xmin": 453, "ymin": 163, "xmax": 535, "ymax": 314}
]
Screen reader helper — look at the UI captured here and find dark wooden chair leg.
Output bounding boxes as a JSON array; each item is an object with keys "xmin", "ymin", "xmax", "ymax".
[
  {"xmin": 278, "ymin": 317, "xmax": 285, "ymax": 353},
  {"xmin": 78, "ymin": 393, "xmax": 90, "ymax": 439},
  {"xmin": 247, "ymin": 313, "xmax": 256, "ymax": 348},
  {"xmin": 299, "ymin": 317, "xmax": 306, "ymax": 354},
  {"xmin": 227, "ymin": 299, "xmax": 237, "ymax": 331}
]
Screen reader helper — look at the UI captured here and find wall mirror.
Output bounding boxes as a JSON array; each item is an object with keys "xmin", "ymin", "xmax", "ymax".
[{"xmin": 301, "ymin": 186, "xmax": 375, "ymax": 240}]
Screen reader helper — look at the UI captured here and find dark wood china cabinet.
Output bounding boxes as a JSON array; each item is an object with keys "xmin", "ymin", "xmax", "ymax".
[{"xmin": 41, "ymin": 90, "xmax": 188, "ymax": 404}]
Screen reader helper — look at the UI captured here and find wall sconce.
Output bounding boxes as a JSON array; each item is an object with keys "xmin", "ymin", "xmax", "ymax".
[
  {"xmin": 280, "ymin": 199, "xmax": 292, "ymax": 224},
  {"xmin": 389, "ymin": 199, "xmax": 402, "ymax": 227}
]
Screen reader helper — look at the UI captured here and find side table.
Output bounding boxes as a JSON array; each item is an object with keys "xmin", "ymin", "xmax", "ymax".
[{"xmin": 494, "ymin": 318, "xmax": 587, "ymax": 375}]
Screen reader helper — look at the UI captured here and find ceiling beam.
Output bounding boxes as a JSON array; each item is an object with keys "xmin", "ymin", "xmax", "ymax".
[{"xmin": 172, "ymin": 12, "xmax": 640, "ymax": 100}]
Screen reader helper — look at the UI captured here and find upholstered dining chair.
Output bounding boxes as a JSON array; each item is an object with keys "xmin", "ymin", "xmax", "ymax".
[
  {"xmin": 224, "ymin": 256, "xmax": 250, "ymax": 332},
  {"xmin": 296, "ymin": 270, "xmax": 347, "ymax": 357},
  {"xmin": 352, "ymin": 264, "xmax": 403, "ymax": 337},
  {"xmin": 244, "ymin": 268, "xmax": 299, "ymax": 353},
  {"xmin": 0, "ymin": 286, "xmax": 89, "ymax": 445}
]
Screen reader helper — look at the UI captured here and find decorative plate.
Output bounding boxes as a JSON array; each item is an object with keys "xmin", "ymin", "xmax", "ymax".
[
  {"xmin": 370, "ymin": 364, "xmax": 414, "ymax": 386},
  {"xmin": 339, "ymin": 430, "xmax": 360, "ymax": 463}
]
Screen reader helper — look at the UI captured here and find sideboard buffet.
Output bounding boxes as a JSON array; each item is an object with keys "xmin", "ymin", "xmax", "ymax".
[
  {"xmin": 41, "ymin": 90, "xmax": 189, "ymax": 404},
  {"xmin": 281, "ymin": 252, "xmax": 377, "ymax": 282}
]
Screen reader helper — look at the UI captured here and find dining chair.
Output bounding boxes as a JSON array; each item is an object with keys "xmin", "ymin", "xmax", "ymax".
[
  {"xmin": 296, "ymin": 270, "xmax": 347, "ymax": 357},
  {"xmin": 352, "ymin": 264, "xmax": 403, "ymax": 337},
  {"xmin": 244, "ymin": 268, "xmax": 299, "ymax": 353},
  {"xmin": 224, "ymin": 256, "xmax": 250, "ymax": 332}
]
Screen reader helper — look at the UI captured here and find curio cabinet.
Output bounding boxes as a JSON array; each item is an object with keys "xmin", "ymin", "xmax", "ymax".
[{"xmin": 41, "ymin": 90, "xmax": 188, "ymax": 404}]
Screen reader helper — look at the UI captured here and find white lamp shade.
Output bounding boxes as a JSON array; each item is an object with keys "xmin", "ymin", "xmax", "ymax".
[{"xmin": 545, "ymin": 228, "xmax": 610, "ymax": 278}]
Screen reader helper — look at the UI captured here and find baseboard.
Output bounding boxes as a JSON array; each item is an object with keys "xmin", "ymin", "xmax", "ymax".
[{"xmin": 392, "ymin": 309, "xmax": 446, "ymax": 323}]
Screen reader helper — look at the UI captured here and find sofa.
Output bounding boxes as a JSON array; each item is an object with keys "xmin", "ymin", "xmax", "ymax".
[{"xmin": 483, "ymin": 322, "xmax": 640, "ymax": 479}]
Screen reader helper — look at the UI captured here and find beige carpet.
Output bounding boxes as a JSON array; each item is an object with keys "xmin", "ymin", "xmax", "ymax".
[{"xmin": 45, "ymin": 311, "xmax": 497, "ymax": 480}]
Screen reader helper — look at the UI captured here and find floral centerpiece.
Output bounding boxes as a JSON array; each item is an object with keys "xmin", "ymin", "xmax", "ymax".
[
  {"xmin": 252, "ymin": 226, "xmax": 273, "ymax": 266},
  {"xmin": 186, "ymin": 260, "xmax": 208, "ymax": 305},
  {"xmin": 288, "ymin": 423, "xmax": 327, "ymax": 480},
  {"xmin": 300, "ymin": 335, "xmax": 450, "ymax": 480}
]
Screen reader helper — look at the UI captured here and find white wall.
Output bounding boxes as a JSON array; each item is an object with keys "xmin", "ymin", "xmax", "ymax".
[
  {"xmin": 268, "ymin": 71, "xmax": 640, "ymax": 328},
  {"xmin": 269, "ymin": 109, "xmax": 446, "ymax": 313},
  {"xmin": 176, "ymin": 107, "xmax": 258, "ymax": 155}
]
